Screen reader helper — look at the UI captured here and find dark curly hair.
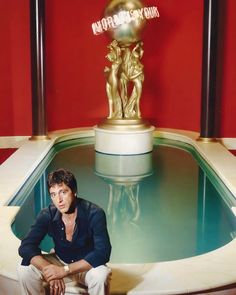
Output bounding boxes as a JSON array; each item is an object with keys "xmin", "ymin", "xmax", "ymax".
[{"xmin": 47, "ymin": 168, "xmax": 77, "ymax": 194}]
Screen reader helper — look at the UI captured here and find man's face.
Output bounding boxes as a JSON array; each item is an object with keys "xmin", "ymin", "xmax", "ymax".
[{"xmin": 49, "ymin": 182, "xmax": 76, "ymax": 214}]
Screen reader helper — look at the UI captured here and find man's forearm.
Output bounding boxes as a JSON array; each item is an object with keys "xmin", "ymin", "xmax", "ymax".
[
  {"xmin": 67, "ymin": 259, "xmax": 92, "ymax": 275},
  {"xmin": 31, "ymin": 256, "xmax": 92, "ymax": 280},
  {"xmin": 30, "ymin": 255, "xmax": 51, "ymax": 272}
]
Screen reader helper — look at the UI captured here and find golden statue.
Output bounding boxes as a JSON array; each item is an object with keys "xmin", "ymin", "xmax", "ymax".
[
  {"xmin": 105, "ymin": 40, "xmax": 123, "ymax": 119},
  {"xmin": 122, "ymin": 42, "xmax": 144, "ymax": 118},
  {"xmin": 105, "ymin": 40, "xmax": 144, "ymax": 119},
  {"xmin": 103, "ymin": 0, "xmax": 147, "ymax": 121},
  {"xmin": 94, "ymin": 0, "xmax": 158, "ymax": 154}
]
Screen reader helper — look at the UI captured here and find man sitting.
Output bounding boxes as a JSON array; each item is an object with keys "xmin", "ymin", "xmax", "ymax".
[{"xmin": 17, "ymin": 168, "xmax": 112, "ymax": 295}]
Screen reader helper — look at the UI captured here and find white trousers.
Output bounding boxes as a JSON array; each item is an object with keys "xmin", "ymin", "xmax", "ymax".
[{"xmin": 17, "ymin": 254, "xmax": 111, "ymax": 295}]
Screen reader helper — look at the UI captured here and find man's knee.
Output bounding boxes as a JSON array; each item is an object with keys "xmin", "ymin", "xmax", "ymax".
[
  {"xmin": 17, "ymin": 263, "xmax": 43, "ymax": 282},
  {"xmin": 85, "ymin": 265, "xmax": 111, "ymax": 286}
]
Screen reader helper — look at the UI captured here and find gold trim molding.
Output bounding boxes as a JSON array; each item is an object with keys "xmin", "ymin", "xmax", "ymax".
[
  {"xmin": 196, "ymin": 137, "xmax": 218, "ymax": 143},
  {"xmin": 29, "ymin": 135, "xmax": 50, "ymax": 141},
  {"xmin": 97, "ymin": 118, "xmax": 152, "ymax": 131}
]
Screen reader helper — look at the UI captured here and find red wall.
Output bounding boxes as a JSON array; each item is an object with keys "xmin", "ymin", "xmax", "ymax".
[
  {"xmin": 0, "ymin": 148, "xmax": 17, "ymax": 164},
  {"xmin": 141, "ymin": 0, "xmax": 202, "ymax": 131},
  {"xmin": 45, "ymin": 0, "xmax": 203, "ymax": 132},
  {"xmin": 0, "ymin": 0, "xmax": 31, "ymax": 136},
  {"xmin": 218, "ymin": 0, "xmax": 236, "ymax": 137},
  {"xmin": 0, "ymin": 0, "xmax": 235, "ymax": 137}
]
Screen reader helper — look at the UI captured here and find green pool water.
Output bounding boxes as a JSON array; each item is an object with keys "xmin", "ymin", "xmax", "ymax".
[{"xmin": 11, "ymin": 137, "xmax": 236, "ymax": 263}]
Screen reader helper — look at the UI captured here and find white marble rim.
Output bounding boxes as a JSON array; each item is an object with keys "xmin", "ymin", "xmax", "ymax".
[
  {"xmin": 219, "ymin": 138, "xmax": 236, "ymax": 150},
  {"xmin": 1, "ymin": 127, "xmax": 236, "ymax": 294}
]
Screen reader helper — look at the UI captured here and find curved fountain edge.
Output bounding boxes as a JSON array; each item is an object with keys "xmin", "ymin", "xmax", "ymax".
[{"xmin": 1, "ymin": 127, "xmax": 236, "ymax": 294}]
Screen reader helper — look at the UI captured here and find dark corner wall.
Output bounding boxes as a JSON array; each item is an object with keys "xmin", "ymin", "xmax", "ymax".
[{"xmin": 0, "ymin": 0, "xmax": 235, "ymax": 137}]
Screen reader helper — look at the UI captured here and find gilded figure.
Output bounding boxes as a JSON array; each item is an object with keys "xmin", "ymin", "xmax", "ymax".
[
  {"xmin": 104, "ymin": 40, "xmax": 123, "ymax": 119},
  {"xmin": 105, "ymin": 40, "xmax": 144, "ymax": 120}
]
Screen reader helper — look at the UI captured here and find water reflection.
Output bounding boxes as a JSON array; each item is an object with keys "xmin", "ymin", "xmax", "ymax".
[{"xmin": 95, "ymin": 152, "xmax": 153, "ymax": 233}]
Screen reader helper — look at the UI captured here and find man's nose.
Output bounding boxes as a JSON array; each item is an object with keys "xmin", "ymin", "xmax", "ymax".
[
  {"xmin": 58, "ymin": 195, "xmax": 63, "ymax": 202},
  {"xmin": 55, "ymin": 193, "xmax": 63, "ymax": 202}
]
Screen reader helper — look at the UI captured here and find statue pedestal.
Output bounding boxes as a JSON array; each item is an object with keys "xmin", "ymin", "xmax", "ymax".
[{"xmin": 94, "ymin": 119, "xmax": 155, "ymax": 155}]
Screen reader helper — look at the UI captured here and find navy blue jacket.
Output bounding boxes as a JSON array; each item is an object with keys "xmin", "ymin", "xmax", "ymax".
[{"xmin": 18, "ymin": 198, "xmax": 111, "ymax": 267}]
